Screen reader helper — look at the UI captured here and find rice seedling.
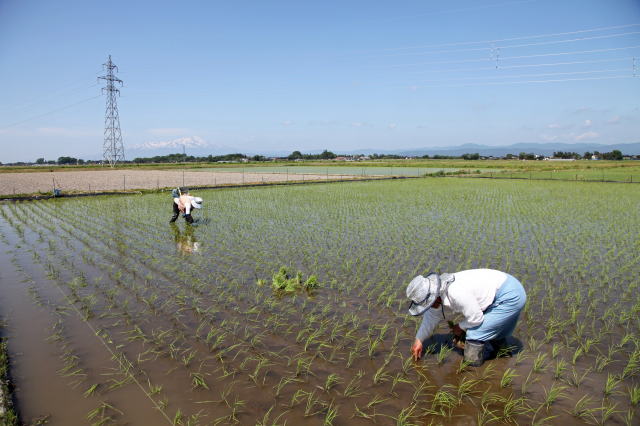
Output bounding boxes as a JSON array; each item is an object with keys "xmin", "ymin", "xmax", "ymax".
[
  {"xmin": 255, "ymin": 405, "xmax": 288, "ymax": 426},
  {"xmin": 542, "ymin": 383, "xmax": 568, "ymax": 408},
  {"xmin": 597, "ymin": 400, "xmax": 620, "ymax": 425},
  {"xmin": 323, "ymin": 400, "xmax": 339, "ymax": 425},
  {"xmin": 564, "ymin": 366, "xmax": 592, "ymax": 387},
  {"xmin": 322, "ymin": 373, "xmax": 342, "ymax": 393},
  {"xmin": 553, "ymin": 358, "xmax": 567, "ymax": 380},
  {"xmin": 500, "ymin": 368, "xmax": 518, "ymax": 388},
  {"xmin": 426, "ymin": 388, "xmax": 458, "ymax": 418},
  {"xmin": 342, "ymin": 370, "xmax": 365, "ymax": 397},
  {"xmin": 87, "ymin": 401, "xmax": 124, "ymax": 425},
  {"xmin": 571, "ymin": 346, "xmax": 584, "ymax": 365},
  {"xmin": 191, "ymin": 372, "xmax": 209, "ymax": 390},
  {"xmin": 372, "ymin": 363, "xmax": 391, "ymax": 385},
  {"xmin": 629, "ymin": 385, "xmax": 640, "ymax": 405},
  {"xmin": 391, "ymin": 403, "xmax": 417, "ymax": 426},
  {"xmin": 83, "ymin": 383, "xmax": 99, "ymax": 398},
  {"xmin": 603, "ymin": 373, "xmax": 621, "ymax": 397},
  {"xmin": 623, "ymin": 409, "xmax": 635, "ymax": 426},
  {"xmin": 532, "ymin": 352, "xmax": 548, "ymax": 373},
  {"xmin": 436, "ymin": 344, "xmax": 453, "ymax": 365},
  {"xmin": 520, "ymin": 369, "xmax": 539, "ymax": 395}
]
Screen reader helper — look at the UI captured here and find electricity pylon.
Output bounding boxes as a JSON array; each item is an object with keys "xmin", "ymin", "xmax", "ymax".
[{"xmin": 99, "ymin": 55, "xmax": 125, "ymax": 167}]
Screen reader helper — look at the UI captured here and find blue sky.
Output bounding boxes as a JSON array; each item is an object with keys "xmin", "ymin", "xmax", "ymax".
[{"xmin": 1, "ymin": 0, "xmax": 639, "ymax": 162}]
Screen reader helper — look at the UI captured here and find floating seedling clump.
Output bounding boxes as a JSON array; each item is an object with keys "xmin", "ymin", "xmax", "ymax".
[{"xmin": 265, "ymin": 267, "xmax": 320, "ymax": 293}]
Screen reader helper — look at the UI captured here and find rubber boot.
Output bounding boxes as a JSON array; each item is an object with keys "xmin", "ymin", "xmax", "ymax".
[
  {"xmin": 170, "ymin": 213, "xmax": 179, "ymax": 223},
  {"xmin": 464, "ymin": 340, "xmax": 485, "ymax": 367}
]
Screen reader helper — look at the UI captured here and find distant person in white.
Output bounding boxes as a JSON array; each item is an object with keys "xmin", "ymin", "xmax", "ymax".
[
  {"xmin": 169, "ymin": 187, "xmax": 202, "ymax": 224},
  {"xmin": 406, "ymin": 269, "xmax": 526, "ymax": 366}
]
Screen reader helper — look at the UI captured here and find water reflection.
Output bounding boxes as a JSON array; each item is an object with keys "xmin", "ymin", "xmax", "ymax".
[{"xmin": 170, "ymin": 223, "xmax": 201, "ymax": 255}]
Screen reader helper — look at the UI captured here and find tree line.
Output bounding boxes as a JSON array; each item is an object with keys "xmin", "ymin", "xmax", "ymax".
[
  {"xmin": 460, "ymin": 150, "xmax": 626, "ymax": 160},
  {"xmin": 1, "ymin": 148, "xmax": 634, "ymax": 166}
]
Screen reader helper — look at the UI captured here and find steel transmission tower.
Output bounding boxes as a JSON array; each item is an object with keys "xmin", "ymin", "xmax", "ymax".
[{"xmin": 99, "ymin": 55, "xmax": 125, "ymax": 166}]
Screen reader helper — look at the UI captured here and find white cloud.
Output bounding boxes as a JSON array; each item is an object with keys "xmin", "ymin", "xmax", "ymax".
[
  {"xmin": 388, "ymin": 123, "xmax": 397, "ymax": 129},
  {"xmin": 607, "ymin": 116, "xmax": 620, "ymax": 124},
  {"xmin": 574, "ymin": 131, "xmax": 599, "ymax": 141},
  {"xmin": 147, "ymin": 128, "xmax": 191, "ymax": 136},
  {"xmin": 583, "ymin": 119, "xmax": 592, "ymax": 127},
  {"xmin": 135, "ymin": 136, "xmax": 208, "ymax": 150},
  {"xmin": 547, "ymin": 123, "xmax": 562, "ymax": 129}
]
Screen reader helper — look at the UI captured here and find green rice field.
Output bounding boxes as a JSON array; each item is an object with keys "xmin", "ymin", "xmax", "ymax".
[
  {"xmin": 193, "ymin": 166, "xmax": 467, "ymax": 177},
  {"xmin": 0, "ymin": 178, "xmax": 638, "ymax": 425},
  {"xmin": 484, "ymin": 165, "xmax": 640, "ymax": 183}
]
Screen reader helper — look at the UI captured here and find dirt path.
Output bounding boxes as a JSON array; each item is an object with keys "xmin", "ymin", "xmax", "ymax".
[{"xmin": 0, "ymin": 170, "xmax": 361, "ymax": 196}]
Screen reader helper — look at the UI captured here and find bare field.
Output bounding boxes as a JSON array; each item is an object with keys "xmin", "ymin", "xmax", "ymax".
[{"xmin": 0, "ymin": 169, "xmax": 362, "ymax": 196}]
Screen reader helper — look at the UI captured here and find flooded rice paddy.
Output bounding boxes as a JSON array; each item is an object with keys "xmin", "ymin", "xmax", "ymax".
[
  {"xmin": 193, "ymin": 166, "xmax": 467, "ymax": 177},
  {"xmin": 0, "ymin": 178, "xmax": 638, "ymax": 425}
]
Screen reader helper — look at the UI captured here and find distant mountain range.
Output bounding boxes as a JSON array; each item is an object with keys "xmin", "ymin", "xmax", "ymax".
[
  {"xmin": 122, "ymin": 141, "xmax": 640, "ymax": 160},
  {"xmin": 349, "ymin": 142, "xmax": 640, "ymax": 157}
]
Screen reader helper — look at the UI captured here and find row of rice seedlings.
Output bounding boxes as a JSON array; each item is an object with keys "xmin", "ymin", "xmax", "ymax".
[
  {"xmin": 26, "ymin": 189, "xmax": 640, "ymax": 422},
  {"xmin": 2, "ymin": 225, "xmax": 136, "ymax": 423},
  {"xmin": 16, "ymin": 202, "xmax": 350, "ymax": 420},
  {"xmin": 6, "ymin": 176, "xmax": 640, "ymax": 422},
  {"xmin": 3, "ymin": 209, "xmax": 197, "ymax": 423}
]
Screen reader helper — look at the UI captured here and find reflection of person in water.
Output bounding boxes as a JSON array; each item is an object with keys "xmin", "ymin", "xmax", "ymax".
[{"xmin": 171, "ymin": 223, "xmax": 200, "ymax": 255}]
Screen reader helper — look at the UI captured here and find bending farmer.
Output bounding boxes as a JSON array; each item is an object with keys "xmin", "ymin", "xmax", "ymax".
[
  {"xmin": 406, "ymin": 269, "xmax": 526, "ymax": 366},
  {"xmin": 170, "ymin": 187, "xmax": 203, "ymax": 224}
]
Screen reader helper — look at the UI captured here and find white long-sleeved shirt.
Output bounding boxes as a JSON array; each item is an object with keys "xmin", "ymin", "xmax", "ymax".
[
  {"xmin": 415, "ymin": 269, "xmax": 508, "ymax": 342},
  {"xmin": 174, "ymin": 195, "xmax": 193, "ymax": 214}
]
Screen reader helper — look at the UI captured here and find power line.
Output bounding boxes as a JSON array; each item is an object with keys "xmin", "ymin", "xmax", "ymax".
[
  {"xmin": 0, "ymin": 95, "xmax": 102, "ymax": 129},
  {"xmin": 401, "ymin": 57, "xmax": 636, "ymax": 75},
  {"xmin": 0, "ymin": 69, "xmax": 104, "ymax": 112},
  {"xmin": 410, "ymin": 68, "xmax": 631, "ymax": 85},
  {"xmin": 406, "ymin": 74, "xmax": 632, "ymax": 90},
  {"xmin": 386, "ymin": 45, "xmax": 640, "ymax": 68},
  {"xmin": 371, "ymin": 23, "xmax": 640, "ymax": 53},
  {"xmin": 377, "ymin": 31, "xmax": 640, "ymax": 58}
]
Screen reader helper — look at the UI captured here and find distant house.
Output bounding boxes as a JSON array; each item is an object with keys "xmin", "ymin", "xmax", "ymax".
[
  {"xmin": 591, "ymin": 155, "xmax": 600, "ymax": 160},
  {"xmin": 544, "ymin": 158, "xmax": 575, "ymax": 161}
]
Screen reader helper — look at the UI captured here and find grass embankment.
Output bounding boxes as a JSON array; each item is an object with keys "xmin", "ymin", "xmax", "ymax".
[
  {"xmin": 488, "ymin": 166, "xmax": 640, "ymax": 182},
  {"xmin": 0, "ymin": 334, "xmax": 18, "ymax": 425}
]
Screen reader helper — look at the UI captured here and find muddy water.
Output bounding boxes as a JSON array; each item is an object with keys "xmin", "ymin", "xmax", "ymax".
[{"xmin": 0, "ymin": 216, "xmax": 168, "ymax": 425}]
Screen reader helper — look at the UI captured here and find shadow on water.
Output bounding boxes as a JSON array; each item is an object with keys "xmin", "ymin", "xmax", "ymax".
[{"xmin": 422, "ymin": 333, "xmax": 524, "ymax": 359}]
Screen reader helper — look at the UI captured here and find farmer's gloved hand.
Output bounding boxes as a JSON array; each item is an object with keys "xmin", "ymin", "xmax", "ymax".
[
  {"xmin": 452, "ymin": 323, "xmax": 464, "ymax": 337},
  {"xmin": 411, "ymin": 338, "xmax": 423, "ymax": 361}
]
